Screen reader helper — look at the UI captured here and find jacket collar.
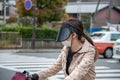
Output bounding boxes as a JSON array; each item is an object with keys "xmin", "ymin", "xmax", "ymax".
[{"xmin": 77, "ymin": 39, "xmax": 94, "ymax": 53}]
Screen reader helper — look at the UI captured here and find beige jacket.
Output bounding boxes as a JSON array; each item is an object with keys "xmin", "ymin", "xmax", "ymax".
[{"xmin": 37, "ymin": 40, "xmax": 99, "ymax": 80}]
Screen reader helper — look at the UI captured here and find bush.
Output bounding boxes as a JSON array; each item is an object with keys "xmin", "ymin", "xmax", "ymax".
[
  {"xmin": 2, "ymin": 25, "xmax": 58, "ymax": 40},
  {"xmin": 19, "ymin": 27, "xmax": 33, "ymax": 39},
  {"xmin": 2, "ymin": 26, "xmax": 22, "ymax": 32},
  {"xmin": 1, "ymin": 23, "xmax": 22, "ymax": 32},
  {"xmin": 36, "ymin": 28, "xmax": 58, "ymax": 40}
]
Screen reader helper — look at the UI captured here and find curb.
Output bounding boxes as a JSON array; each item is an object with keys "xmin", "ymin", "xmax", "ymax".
[{"xmin": 12, "ymin": 49, "xmax": 61, "ymax": 53}]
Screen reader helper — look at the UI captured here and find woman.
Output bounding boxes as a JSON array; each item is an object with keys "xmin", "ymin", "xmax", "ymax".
[{"xmin": 31, "ymin": 19, "xmax": 99, "ymax": 80}]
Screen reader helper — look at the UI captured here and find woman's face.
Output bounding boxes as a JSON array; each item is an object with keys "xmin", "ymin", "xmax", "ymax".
[{"xmin": 61, "ymin": 33, "xmax": 78, "ymax": 47}]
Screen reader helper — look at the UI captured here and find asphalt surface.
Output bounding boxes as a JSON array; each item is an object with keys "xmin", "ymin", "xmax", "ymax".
[
  {"xmin": 0, "ymin": 49, "xmax": 120, "ymax": 80},
  {"xmin": 16, "ymin": 52, "xmax": 120, "ymax": 69}
]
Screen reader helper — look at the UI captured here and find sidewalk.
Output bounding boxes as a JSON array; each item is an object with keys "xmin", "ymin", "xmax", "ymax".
[
  {"xmin": 0, "ymin": 48, "xmax": 61, "ymax": 53},
  {"xmin": 14, "ymin": 49, "xmax": 61, "ymax": 53}
]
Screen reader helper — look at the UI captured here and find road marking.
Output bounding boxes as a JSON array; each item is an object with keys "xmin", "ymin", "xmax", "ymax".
[
  {"xmin": 0, "ymin": 62, "xmax": 53, "ymax": 66},
  {"xmin": 95, "ymin": 66, "xmax": 110, "ymax": 69},
  {"xmin": 96, "ymin": 69, "xmax": 120, "ymax": 73},
  {"xmin": 96, "ymin": 79, "xmax": 120, "ymax": 80},
  {"xmin": 106, "ymin": 60, "xmax": 118, "ymax": 63},
  {"xmin": 96, "ymin": 74, "xmax": 120, "ymax": 77}
]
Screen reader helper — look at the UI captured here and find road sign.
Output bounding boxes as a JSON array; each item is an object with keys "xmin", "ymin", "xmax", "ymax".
[{"xmin": 24, "ymin": 0, "xmax": 32, "ymax": 10}]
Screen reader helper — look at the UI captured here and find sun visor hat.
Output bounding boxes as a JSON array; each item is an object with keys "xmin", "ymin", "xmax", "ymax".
[{"xmin": 56, "ymin": 23, "xmax": 77, "ymax": 42}]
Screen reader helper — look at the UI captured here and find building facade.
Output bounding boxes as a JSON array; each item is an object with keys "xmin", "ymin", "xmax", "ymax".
[
  {"xmin": 0, "ymin": 0, "xmax": 17, "ymax": 23},
  {"xmin": 94, "ymin": 6, "xmax": 120, "ymax": 27},
  {"xmin": 66, "ymin": 0, "xmax": 120, "ymax": 27}
]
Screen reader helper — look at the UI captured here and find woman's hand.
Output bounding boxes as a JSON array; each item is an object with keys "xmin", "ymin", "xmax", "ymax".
[{"xmin": 31, "ymin": 73, "xmax": 39, "ymax": 80}]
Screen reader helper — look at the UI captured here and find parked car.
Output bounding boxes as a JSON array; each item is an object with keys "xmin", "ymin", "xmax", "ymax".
[
  {"xmin": 113, "ymin": 39, "xmax": 120, "ymax": 62},
  {"xmin": 91, "ymin": 31, "xmax": 120, "ymax": 58}
]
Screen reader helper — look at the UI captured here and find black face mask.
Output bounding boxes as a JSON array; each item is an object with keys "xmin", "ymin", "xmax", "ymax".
[{"xmin": 56, "ymin": 23, "xmax": 83, "ymax": 42}]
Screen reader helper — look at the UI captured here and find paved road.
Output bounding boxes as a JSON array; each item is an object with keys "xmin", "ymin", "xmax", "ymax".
[{"xmin": 0, "ymin": 50, "xmax": 120, "ymax": 80}]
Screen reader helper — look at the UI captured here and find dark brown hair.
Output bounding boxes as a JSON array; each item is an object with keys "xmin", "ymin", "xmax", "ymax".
[{"xmin": 65, "ymin": 19, "xmax": 94, "ymax": 46}]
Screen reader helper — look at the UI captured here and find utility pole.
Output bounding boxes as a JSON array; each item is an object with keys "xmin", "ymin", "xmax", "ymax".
[
  {"xmin": 77, "ymin": 0, "xmax": 82, "ymax": 20},
  {"xmin": 3, "ymin": 0, "xmax": 7, "ymax": 24},
  {"xmin": 90, "ymin": 13, "xmax": 93, "ymax": 34},
  {"xmin": 107, "ymin": 0, "xmax": 112, "ymax": 31},
  {"xmin": 90, "ymin": 0, "xmax": 101, "ymax": 34},
  {"xmin": 31, "ymin": 0, "xmax": 37, "ymax": 49},
  {"xmin": 93, "ymin": 0, "xmax": 101, "ymax": 25}
]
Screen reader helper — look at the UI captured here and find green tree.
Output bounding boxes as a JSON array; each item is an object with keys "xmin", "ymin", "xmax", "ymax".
[{"xmin": 16, "ymin": 0, "xmax": 67, "ymax": 26}]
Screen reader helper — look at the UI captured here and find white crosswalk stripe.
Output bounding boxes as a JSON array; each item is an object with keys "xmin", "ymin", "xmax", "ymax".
[{"xmin": 0, "ymin": 54, "xmax": 120, "ymax": 80}]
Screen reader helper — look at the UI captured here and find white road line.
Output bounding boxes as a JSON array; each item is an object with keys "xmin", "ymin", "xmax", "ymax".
[
  {"xmin": 95, "ymin": 66, "xmax": 110, "ymax": 69},
  {"xmin": 106, "ymin": 60, "xmax": 118, "ymax": 63},
  {"xmin": 17, "ymin": 67, "xmax": 49, "ymax": 70},
  {"xmin": 96, "ymin": 74, "xmax": 120, "ymax": 77},
  {"xmin": 95, "ymin": 79, "xmax": 120, "ymax": 80},
  {"xmin": 5, "ymin": 65, "xmax": 111, "ymax": 70},
  {"xmin": 0, "ymin": 60, "xmax": 55, "ymax": 62},
  {"xmin": 96, "ymin": 69, "xmax": 120, "ymax": 73},
  {"xmin": 11, "ymin": 65, "xmax": 51, "ymax": 68},
  {"xmin": 0, "ymin": 63, "xmax": 54, "ymax": 66}
]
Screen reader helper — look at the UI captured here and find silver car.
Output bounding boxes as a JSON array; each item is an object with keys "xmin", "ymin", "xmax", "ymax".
[{"xmin": 113, "ymin": 39, "xmax": 120, "ymax": 62}]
